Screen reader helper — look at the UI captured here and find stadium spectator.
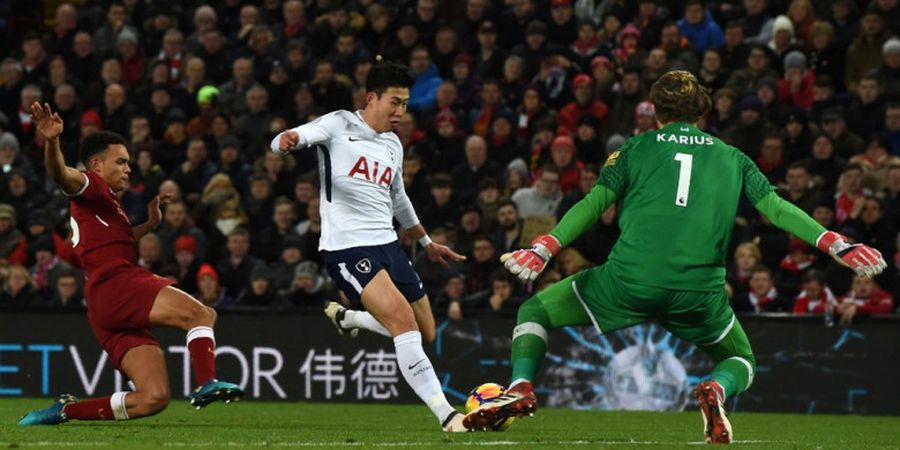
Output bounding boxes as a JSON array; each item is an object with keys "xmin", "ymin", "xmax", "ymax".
[
  {"xmin": 44, "ymin": 270, "xmax": 84, "ymax": 310},
  {"xmin": 420, "ymin": 173, "xmax": 458, "ymax": 231},
  {"xmin": 214, "ymin": 228, "xmax": 263, "ymax": 298},
  {"xmin": 236, "ymin": 264, "xmax": 279, "ymax": 308},
  {"xmin": 792, "ymin": 269, "xmax": 837, "ymax": 314},
  {"xmin": 757, "ymin": 133, "xmax": 788, "ymax": 184},
  {"xmin": 137, "ymin": 232, "xmax": 164, "ymax": 273},
  {"xmin": 733, "ymin": 265, "xmax": 794, "ymax": 313},
  {"xmin": 723, "ymin": 95, "xmax": 776, "ymax": 159},
  {"xmin": 513, "ymin": 163, "xmax": 563, "ymax": 219},
  {"xmin": 878, "ymin": 38, "xmax": 900, "ymax": 99},
  {"xmin": 834, "ymin": 164, "xmax": 869, "ymax": 224},
  {"xmin": 464, "ymin": 235, "xmax": 502, "ymax": 295},
  {"xmin": 840, "ymin": 196, "xmax": 896, "ymax": 257},
  {"xmin": 453, "ymin": 206, "xmax": 485, "ymax": 259},
  {"xmin": 254, "ymin": 196, "xmax": 300, "ymax": 263},
  {"xmin": 0, "ymin": 264, "xmax": 39, "ymax": 307},
  {"xmin": 845, "ymin": 10, "xmax": 890, "ymax": 92},
  {"xmin": 172, "ymin": 235, "xmax": 201, "ymax": 296},
  {"xmin": 740, "ymin": 0, "xmax": 775, "ymax": 46},
  {"xmin": 280, "ymin": 261, "xmax": 333, "ymax": 311},
  {"xmin": 728, "ymin": 241, "xmax": 763, "ymax": 298},
  {"xmin": 452, "ymin": 135, "xmax": 503, "ymax": 205},
  {"xmin": 774, "ymin": 238, "xmax": 819, "ymax": 297},
  {"xmin": 837, "ymin": 275, "xmax": 894, "ymax": 324},
  {"xmin": 821, "ymin": 107, "xmax": 866, "ymax": 159},
  {"xmin": 679, "ymin": 0, "xmax": 724, "ymax": 54},
  {"xmin": 726, "ymin": 44, "xmax": 778, "ymax": 98},
  {"xmin": 195, "ymin": 263, "xmax": 234, "ymax": 310},
  {"xmin": 0, "ymin": 204, "xmax": 24, "ymax": 263},
  {"xmin": 559, "ymin": 74, "xmax": 608, "ymax": 133}
]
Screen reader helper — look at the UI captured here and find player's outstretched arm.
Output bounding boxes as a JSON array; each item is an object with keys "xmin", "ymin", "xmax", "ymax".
[
  {"xmin": 754, "ymin": 192, "xmax": 887, "ymax": 277},
  {"xmin": 502, "ymin": 184, "xmax": 617, "ymax": 281},
  {"xmin": 33, "ymin": 102, "xmax": 84, "ymax": 195}
]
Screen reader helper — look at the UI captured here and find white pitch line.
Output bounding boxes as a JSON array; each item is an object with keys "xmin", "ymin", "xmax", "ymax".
[{"xmin": 5, "ymin": 440, "xmax": 776, "ymax": 447}]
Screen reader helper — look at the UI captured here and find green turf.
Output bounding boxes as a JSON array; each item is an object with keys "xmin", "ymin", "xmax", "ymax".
[{"xmin": 2, "ymin": 398, "xmax": 900, "ymax": 449}]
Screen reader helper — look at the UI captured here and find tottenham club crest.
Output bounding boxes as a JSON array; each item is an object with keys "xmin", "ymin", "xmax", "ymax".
[{"xmin": 356, "ymin": 258, "xmax": 372, "ymax": 274}]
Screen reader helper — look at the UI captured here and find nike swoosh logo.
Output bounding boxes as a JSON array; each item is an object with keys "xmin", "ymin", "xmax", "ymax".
[
  {"xmin": 408, "ymin": 359, "xmax": 427, "ymax": 370},
  {"xmin": 348, "ymin": 137, "xmax": 363, "ymax": 142}
]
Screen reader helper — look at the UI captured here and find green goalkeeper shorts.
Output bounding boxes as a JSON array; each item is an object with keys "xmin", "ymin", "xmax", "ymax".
[{"xmin": 570, "ymin": 263, "xmax": 736, "ymax": 345}]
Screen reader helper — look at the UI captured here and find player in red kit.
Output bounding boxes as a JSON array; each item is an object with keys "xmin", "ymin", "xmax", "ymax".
[{"xmin": 18, "ymin": 102, "xmax": 243, "ymax": 426}]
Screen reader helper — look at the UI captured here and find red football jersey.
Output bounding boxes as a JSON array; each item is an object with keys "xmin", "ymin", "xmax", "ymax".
[{"xmin": 69, "ymin": 171, "xmax": 137, "ymax": 281}]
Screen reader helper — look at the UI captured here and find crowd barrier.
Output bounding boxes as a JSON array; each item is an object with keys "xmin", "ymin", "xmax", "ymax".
[{"xmin": 1, "ymin": 312, "xmax": 897, "ymax": 415}]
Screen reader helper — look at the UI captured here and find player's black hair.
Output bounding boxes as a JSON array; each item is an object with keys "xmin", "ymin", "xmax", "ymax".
[
  {"xmin": 365, "ymin": 60, "xmax": 414, "ymax": 95},
  {"xmin": 79, "ymin": 131, "xmax": 128, "ymax": 166}
]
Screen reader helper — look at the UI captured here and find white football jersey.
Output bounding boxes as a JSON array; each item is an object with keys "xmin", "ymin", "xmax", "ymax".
[{"xmin": 271, "ymin": 110, "xmax": 420, "ymax": 251}]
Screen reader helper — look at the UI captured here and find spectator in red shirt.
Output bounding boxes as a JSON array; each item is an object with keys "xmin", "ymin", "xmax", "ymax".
[
  {"xmin": 837, "ymin": 276, "xmax": 894, "ymax": 325},
  {"xmin": 559, "ymin": 73, "xmax": 608, "ymax": 133},
  {"xmin": 793, "ymin": 269, "xmax": 837, "ymax": 314},
  {"xmin": 777, "ymin": 51, "xmax": 814, "ymax": 109},
  {"xmin": 543, "ymin": 135, "xmax": 583, "ymax": 195}
]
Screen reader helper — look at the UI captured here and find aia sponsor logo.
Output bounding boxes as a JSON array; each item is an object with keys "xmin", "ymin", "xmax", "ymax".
[{"xmin": 348, "ymin": 156, "xmax": 393, "ymax": 187}]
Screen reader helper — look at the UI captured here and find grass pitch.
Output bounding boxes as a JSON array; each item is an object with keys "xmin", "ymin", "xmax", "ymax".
[{"xmin": 2, "ymin": 398, "xmax": 900, "ymax": 449}]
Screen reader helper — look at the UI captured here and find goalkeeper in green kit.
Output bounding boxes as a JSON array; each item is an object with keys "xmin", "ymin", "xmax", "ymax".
[{"xmin": 462, "ymin": 71, "xmax": 887, "ymax": 444}]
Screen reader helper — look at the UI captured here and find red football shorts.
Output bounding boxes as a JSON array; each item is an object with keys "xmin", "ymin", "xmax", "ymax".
[{"xmin": 85, "ymin": 266, "xmax": 175, "ymax": 371}]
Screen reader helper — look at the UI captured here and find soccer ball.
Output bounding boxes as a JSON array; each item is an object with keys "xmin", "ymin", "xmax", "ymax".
[{"xmin": 464, "ymin": 382, "xmax": 516, "ymax": 431}]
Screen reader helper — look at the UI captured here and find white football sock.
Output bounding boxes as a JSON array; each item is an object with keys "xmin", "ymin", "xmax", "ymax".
[
  {"xmin": 394, "ymin": 331, "xmax": 456, "ymax": 423},
  {"xmin": 342, "ymin": 309, "xmax": 391, "ymax": 338}
]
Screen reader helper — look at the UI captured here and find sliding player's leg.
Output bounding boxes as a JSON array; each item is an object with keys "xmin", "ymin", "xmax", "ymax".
[
  {"xmin": 18, "ymin": 344, "xmax": 170, "ymax": 425},
  {"xmin": 149, "ymin": 286, "xmax": 243, "ymax": 408},
  {"xmin": 360, "ymin": 270, "xmax": 466, "ymax": 431}
]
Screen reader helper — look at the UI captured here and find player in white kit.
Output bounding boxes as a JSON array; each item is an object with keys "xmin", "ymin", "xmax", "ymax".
[{"xmin": 271, "ymin": 62, "xmax": 471, "ymax": 432}]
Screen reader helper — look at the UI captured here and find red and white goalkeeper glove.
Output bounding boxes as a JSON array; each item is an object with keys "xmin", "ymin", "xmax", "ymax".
[
  {"xmin": 816, "ymin": 231, "xmax": 887, "ymax": 278},
  {"xmin": 500, "ymin": 234, "xmax": 561, "ymax": 282}
]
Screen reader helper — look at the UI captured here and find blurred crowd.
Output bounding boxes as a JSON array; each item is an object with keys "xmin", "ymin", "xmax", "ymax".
[{"xmin": 0, "ymin": 0, "xmax": 898, "ymax": 325}]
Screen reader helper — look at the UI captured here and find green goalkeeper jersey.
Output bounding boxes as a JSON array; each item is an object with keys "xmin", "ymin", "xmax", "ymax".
[{"xmin": 592, "ymin": 122, "xmax": 774, "ymax": 291}]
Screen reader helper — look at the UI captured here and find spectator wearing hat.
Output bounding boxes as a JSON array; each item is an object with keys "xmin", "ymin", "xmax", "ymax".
[
  {"xmin": 588, "ymin": 56, "xmax": 616, "ymax": 100},
  {"xmin": 821, "ymin": 106, "xmax": 865, "ymax": 160},
  {"xmin": 92, "ymin": 2, "xmax": 139, "ymax": 58},
  {"xmin": 679, "ymin": 0, "xmax": 724, "ymax": 54},
  {"xmin": 236, "ymin": 263, "xmax": 280, "ymax": 308},
  {"xmin": 614, "ymin": 23, "xmax": 644, "ymax": 69},
  {"xmin": 0, "ymin": 132, "xmax": 37, "ymax": 184},
  {"xmin": 608, "ymin": 69, "xmax": 644, "ymax": 137},
  {"xmin": 574, "ymin": 115, "xmax": 603, "ymax": 165},
  {"xmin": 425, "ymin": 107, "xmax": 466, "ymax": 174},
  {"xmin": 210, "ymin": 135, "xmax": 253, "ymax": 196},
  {"xmin": 845, "ymin": 11, "xmax": 890, "ymax": 93},
  {"xmin": 737, "ymin": 0, "xmax": 775, "ymax": 45},
  {"xmin": 116, "ymin": 28, "xmax": 145, "ymax": 89},
  {"xmin": 158, "ymin": 107, "xmax": 190, "ymax": 173},
  {"xmin": 473, "ymin": 20, "xmax": 506, "ymax": 81},
  {"xmin": 280, "ymin": 260, "xmax": 334, "ymax": 311},
  {"xmin": 454, "ymin": 206, "xmax": 485, "ymax": 259},
  {"xmin": 559, "ymin": 73, "xmax": 609, "ymax": 134},
  {"xmin": 768, "ymin": 15, "xmax": 799, "ymax": 73},
  {"xmin": 515, "ymin": 20, "xmax": 557, "ymax": 83},
  {"xmin": 726, "ymin": 44, "xmax": 779, "ymax": 98},
  {"xmin": 877, "ymin": 37, "xmax": 900, "ymax": 100},
  {"xmin": 541, "ymin": 135, "xmax": 583, "ymax": 194},
  {"xmin": 633, "ymin": 100, "xmax": 657, "ymax": 136},
  {"xmin": 195, "ymin": 263, "xmax": 234, "ymax": 310},
  {"xmin": 0, "ymin": 264, "xmax": 40, "ymax": 307},
  {"xmin": 451, "ymin": 53, "xmax": 481, "ymax": 110},
  {"xmin": 0, "ymin": 204, "xmax": 25, "ymax": 264},
  {"xmin": 548, "ymin": 0, "xmax": 578, "ymax": 46},
  {"xmin": 268, "ymin": 234, "xmax": 306, "ymax": 292},
  {"xmin": 170, "ymin": 234, "xmax": 201, "ymax": 295},
  {"xmin": 504, "ymin": 158, "xmax": 532, "ymax": 198},
  {"xmin": 722, "ymin": 95, "xmax": 777, "ymax": 160},
  {"xmin": 777, "ymin": 51, "xmax": 814, "ymax": 109}
]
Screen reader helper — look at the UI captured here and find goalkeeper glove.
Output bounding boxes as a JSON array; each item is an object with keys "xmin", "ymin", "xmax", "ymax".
[
  {"xmin": 816, "ymin": 231, "xmax": 887, "ymax": 278},
  {"xmin": 500, "ymin": 234, "xmax": 561, "ymax": 282}
]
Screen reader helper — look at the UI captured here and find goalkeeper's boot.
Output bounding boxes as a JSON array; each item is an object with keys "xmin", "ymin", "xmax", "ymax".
[
  {"xmin": 463, "ymin": 381, "xmax": 537, "ymax": 431},
  {"xmin": 441, "ymin": 411, "xmax": 473, "ymax": 432},
  {"xmin": 190, "ymin": 379, "xmax": 244, "ymax": 409},
  {"xmin": 18, "ymin": 394, "xmax": 77, "ymax": 426},
  {"xmin": 324, "ymin": 301, "xmax": 359, "ymax": 338},
  {"xmin": 693, "ymin": 380, "xmax": 732, "ymax": 444}
]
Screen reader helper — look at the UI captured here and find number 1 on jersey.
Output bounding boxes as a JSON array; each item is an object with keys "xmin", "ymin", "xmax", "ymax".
[{"xmin": 674, "ymin": 153, "xmax": 693, "ymax": 207}]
